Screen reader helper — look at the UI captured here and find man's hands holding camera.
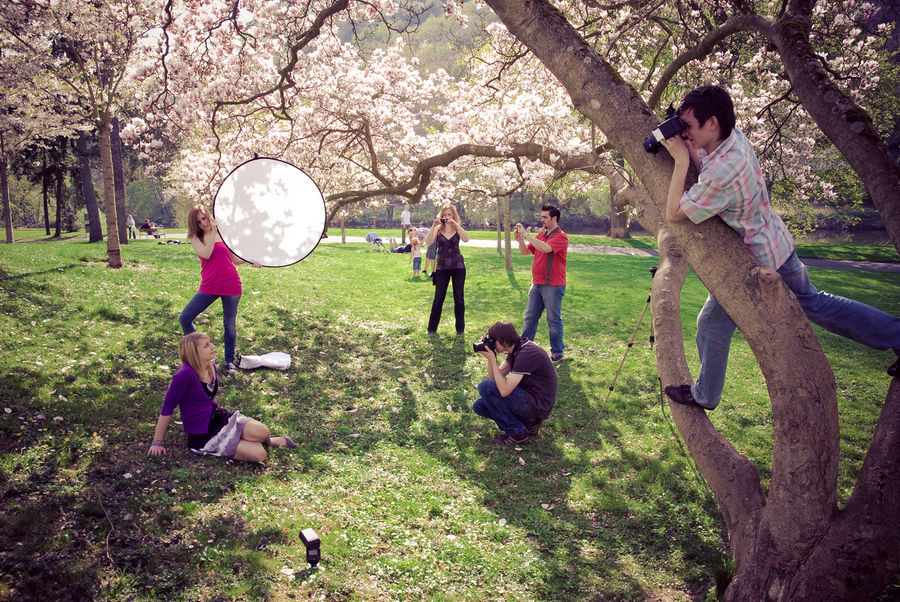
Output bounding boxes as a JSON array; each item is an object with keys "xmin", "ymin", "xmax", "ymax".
[
  {"xmin": 473, "ymin": 336, "xmax": 496, "ymax": 355},
  {"xmin": 514, "ymin": 223, "xmax": 527, "ymax": 242}
]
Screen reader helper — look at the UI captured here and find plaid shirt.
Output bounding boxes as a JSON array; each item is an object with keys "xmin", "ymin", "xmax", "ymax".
[{"xmin": 680, "ymin": 128, "xmax": 794, "ymax": 269}]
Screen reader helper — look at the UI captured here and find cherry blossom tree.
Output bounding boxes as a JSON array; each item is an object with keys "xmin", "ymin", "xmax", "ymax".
[
  {"xmin": 0, "ymin": 0, "xmax": 161, "ymax": 267},
  {"xmin": 477, "ymin": 0, "xmax": 899, "ymax": 598},
  {"xmin": 0, "ymin": 45, "xmax": 81, "ymax": 243},
  {"xmin": 17, "ymin": 0, "xmax": 895, "ymax": 595}
]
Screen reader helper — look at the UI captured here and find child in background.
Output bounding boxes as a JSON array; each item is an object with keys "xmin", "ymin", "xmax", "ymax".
[{"xmin": 410, "ymin": 235, "xmax": 422, "ymax": 277}]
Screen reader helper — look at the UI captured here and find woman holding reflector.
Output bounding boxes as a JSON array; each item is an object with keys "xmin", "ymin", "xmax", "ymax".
[{"xmin": 179, "ymin": 204, "xmax": 258, "ymax": 373}]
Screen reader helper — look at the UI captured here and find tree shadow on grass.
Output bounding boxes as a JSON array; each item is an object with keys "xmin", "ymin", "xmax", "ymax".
[
  {"xmin": 400, "ymin": 360, "xmax": 724, "ymax": 599},
  {"xmin": 0, "ymin": 294, "xmax": 724, "ymax": 601}
]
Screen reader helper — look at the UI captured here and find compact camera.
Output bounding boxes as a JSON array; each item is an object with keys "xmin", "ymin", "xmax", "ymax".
[
  {"xmin": 643, "ymin": 104, "xmax": 687, "ymax": 153},
  {"xmin": 440, "ymin": 217, "xmax": 448, "ymax": 223},
  {"xmin": 473, "ymin": 336, "xmax": 496, "ymax": 353}
]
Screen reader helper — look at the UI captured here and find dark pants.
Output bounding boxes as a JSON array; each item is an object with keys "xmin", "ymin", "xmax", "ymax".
[
  {"xmin": 428, "ymin": 268, "xmax": 465, "ymax": 334},
  {"xmin": 472, "ymin": 379, "xmax": 538, "ymax": 435}
]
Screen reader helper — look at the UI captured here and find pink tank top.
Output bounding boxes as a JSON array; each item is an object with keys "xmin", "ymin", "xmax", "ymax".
[{"xmin": 198, "ymin": 242, "xmax": 242, "ymax": 296}]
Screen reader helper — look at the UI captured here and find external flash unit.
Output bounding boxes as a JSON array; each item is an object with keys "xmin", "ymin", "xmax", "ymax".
[{"xmin": 300, "ymin": 528, "xmax": 321, "ymax": 566}]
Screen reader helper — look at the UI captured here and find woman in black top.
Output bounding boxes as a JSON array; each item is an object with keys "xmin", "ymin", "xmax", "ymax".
[{"xmin": 424, "ymin": 203, "xmax": 470, "ymax": 335}]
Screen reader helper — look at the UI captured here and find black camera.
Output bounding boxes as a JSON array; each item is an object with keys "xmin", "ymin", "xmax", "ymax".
[
  {"xmin": 643, "ymin": 104, "xmax": 687, "ymax": 153},
  {"xmin": 440, "ymin": 217, "xmax": 448, "ymax": 223},
  {"xmin": 473, "ymin": 336, "xmax": 496, "ymax": 353}
]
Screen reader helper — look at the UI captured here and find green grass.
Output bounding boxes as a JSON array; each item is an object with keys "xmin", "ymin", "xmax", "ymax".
[
  {"xmin": 0, "ymin": 238, "xmax": 898, "ymax": 600},
  {"xmin": 794, "ymin": 240, "xmax": 900, "ymax": 263}
]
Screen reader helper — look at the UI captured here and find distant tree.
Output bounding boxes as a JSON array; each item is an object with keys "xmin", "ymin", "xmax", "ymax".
[
  {"xmin": 74, "ymin": 134, "xmax": 102, "ymax": 242},
  {"xmin": 0, "ymin": 42, "xmax": 79, "ymax": 242},
  {"xmin": 1, "ymin": 0, "xmax": 160, "ymax": 266},
  {"xmin": 111, "ymin": 117, "xmax": 128, "ymax": 244}
]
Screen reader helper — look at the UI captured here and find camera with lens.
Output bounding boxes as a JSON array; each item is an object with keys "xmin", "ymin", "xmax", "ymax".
[
  {"xmin": 643, "ymin": 104, "xmax": 687, "ymax": 153},
  {"xmin": 440, "ymin": 217, "xmax": 448, "ymax": 223},
  {"xmin": 473, "ymin": 336, "xmax": 496, "ymax": 353}
]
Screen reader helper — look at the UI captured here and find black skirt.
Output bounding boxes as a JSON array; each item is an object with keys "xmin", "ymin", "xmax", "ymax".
[{"xmin": 186, "ymin": 407, "xmax": 231, "ymax": 449}]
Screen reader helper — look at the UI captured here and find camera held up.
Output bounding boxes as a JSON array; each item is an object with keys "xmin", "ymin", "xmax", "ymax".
[
  {"xmin": 643, "ymin": 104, "xmax": 687, "ymax": 153},
  {"xmin": 473, "ymin": 336, "xmax": 496, "ymax": 353},
  {"xmin": 440, "ymin": 217, "xmax": 448, "ymax": 223}
]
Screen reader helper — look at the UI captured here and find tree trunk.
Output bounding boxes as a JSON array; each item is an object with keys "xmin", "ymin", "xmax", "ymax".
[
  {"xmin": 608, "ymin": 155, "xmax": 630, "ymax": 238},
  {"xmin": 0, "ymin": 157, "xmax": 11, "ymax": 243},
  {"xmin": 483, "ymin": 0, "xmax": 898, "ymax": 598},
  {"xmin": 111, "ymin": 117, "xmax": 128, "ymax": 244},
  {"xmin": 76, "ymin": 134, "xmax": 103, "ymax": 243},
  {"xmin": 496, "ymin": 201, "xmax": 502, "ymax": 251},
  {"xmin": 502, "ymin": 194, "xmax": 512, "ymax": 269},
  {"xmin": 43, "ymin": 163, "xmax": 51, "ymax": 236},
  {"xmin": 341, "ymin": 215, "xmax": 346, "ymax": 244},
  {"xmin": 608, "ymin": 208, "xmax": 629, "ymax": 238},
  {"xmin": 97, "ymin": 118, "xmax": 122, "ymax": 268},
  {"xmin": 54, "ymin": 160, "xmax": 64, "ymax": 239}
]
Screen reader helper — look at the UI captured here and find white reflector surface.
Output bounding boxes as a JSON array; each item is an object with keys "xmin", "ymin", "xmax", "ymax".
[{"xmin": 213, "ymin": 158, "xmax": 326, "ymax": 267}]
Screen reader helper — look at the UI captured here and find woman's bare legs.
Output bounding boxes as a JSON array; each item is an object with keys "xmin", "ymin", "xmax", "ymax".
[{"xmin": 232, "ymin": 419, "xmax": 293, "ymax": 462}]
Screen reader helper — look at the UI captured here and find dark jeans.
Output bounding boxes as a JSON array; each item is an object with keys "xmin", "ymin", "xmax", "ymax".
[
  {"xmin": 179, "ymin": 292, "xmax": 241, "ymax": 363},
  {"xmin": 472, "ymin": 379, "xmax": 538, "ymax": 435},
  {"xmin": 428, "ymin": 268, "xmax": 465, "ymax": 333}
]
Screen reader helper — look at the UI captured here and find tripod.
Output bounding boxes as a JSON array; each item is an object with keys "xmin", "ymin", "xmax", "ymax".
[{"xmin": 604, "ymin": 265, "xmax": 657, "ymax": 404}]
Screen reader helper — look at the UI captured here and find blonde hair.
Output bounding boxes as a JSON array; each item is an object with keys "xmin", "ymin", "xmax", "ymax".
[
  {"xmin": 186, "ymin": 204, "xmax": 213, "ymax": 243},
  {"xmin": 179, "ymin": 332, "xmax": 211, "ymax": 374},
  {"xmin": 439, "ymin": 203, "xmax": 461, "ymax": 224}
]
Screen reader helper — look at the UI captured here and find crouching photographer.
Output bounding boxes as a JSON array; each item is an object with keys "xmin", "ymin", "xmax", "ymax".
[{"xmin": 472, "ymin": 321, "xmax": 558, "ymax": 445}]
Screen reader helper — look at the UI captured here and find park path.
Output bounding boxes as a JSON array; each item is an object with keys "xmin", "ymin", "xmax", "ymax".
[{"xmin": 319, "ymin": 234, "xmax": 900, "ymax": 273}]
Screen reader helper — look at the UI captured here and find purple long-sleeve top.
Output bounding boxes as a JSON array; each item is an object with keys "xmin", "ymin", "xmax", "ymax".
[{"xmin": 160, "ymin": 363, "xmax": 219, "ymax": 434}]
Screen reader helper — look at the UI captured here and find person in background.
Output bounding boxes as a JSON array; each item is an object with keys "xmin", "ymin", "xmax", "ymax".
[
  {"xmin": 179, "ymin": 204, "xmax": 259, "ymax": 373},
  {"xmin": 424, "ymin": 203, "xmax": 469, "ymax": 335},
  {"xmin": 515, "ymin": 204, "xmax": 569, "ymax": 362},
  {"xmin": 410, "ymin": 232, "xmax": 423, "ymax": 278},
  {"xmin": 661, "ymin": 84, "xmax": 900, "ymax": 410},
  {"xmin": 148, "ymin": 332, "xmax": 295, "ymax": 461},
  {"xmin": 126, "ymin": 214, "xmax": 136, "ymax": 239},
  {"xmin": 419, "ymin": 225, "xmax": 436, "ymax": 275},
  {"xmin": 400, "ymin": 204, "xmax": 411, "ymax": 244}
]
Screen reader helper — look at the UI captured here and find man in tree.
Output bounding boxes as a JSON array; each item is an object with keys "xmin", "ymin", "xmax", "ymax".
[
  {"xmin": 472, "ymin": 321, "xmax": 557, "ymax": 444},
  {"xmin": 661, "ymin": 84, "xmax": 900, "ymax": 410},
  {"xmin": 515, "ymin": 205, "xmax": 569, "ymax": 361}
]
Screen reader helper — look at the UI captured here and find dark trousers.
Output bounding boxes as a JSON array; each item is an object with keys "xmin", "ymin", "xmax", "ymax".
[{"xmin": 428, "ymin": 268, "xmax": 465, "ymax": 333}]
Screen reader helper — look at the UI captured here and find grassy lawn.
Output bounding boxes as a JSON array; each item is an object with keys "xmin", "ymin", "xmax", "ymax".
[{"xmin": 0, "ymin": 238, "xmax": 898, "ymax": 600}]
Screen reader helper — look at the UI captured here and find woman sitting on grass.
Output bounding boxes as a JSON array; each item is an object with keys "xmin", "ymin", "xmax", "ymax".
[{"xmin": 148, "ymin": 332, "xmax": 295, "ymax": 462}]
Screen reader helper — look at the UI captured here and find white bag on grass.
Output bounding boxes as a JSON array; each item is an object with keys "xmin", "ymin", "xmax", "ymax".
[{"xmin": 235, "ymin": 352, "xmax": 292, "ymax": 371}]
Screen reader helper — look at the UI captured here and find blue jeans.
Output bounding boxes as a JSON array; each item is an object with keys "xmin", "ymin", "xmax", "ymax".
[
  {"xmin": 522, "ymin": 284, "xmax": 565, "ymax": 356},
  {"xmin": 692, "ymin": 251, "xmax": 900, "ymax": 409},
  {"xmin": 472, "ymin": 379, "xmax": 538, "ymax": 435},
  {"xmin": 179, "ymin": 293, "xmax": 241, "ymax": 364}
]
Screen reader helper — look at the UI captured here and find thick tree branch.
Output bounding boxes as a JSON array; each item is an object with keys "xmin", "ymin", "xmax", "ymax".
[
  {"xmin": 770, "ymin": 8, "xmax": 900, "ymax": 256},
  {"xmin": 649, "ymin": 226, "xmax": 766, "ymax": 568},
  {"xmin": 483, "ymin": 0, "xmax": 842, "ymax": 584}
]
